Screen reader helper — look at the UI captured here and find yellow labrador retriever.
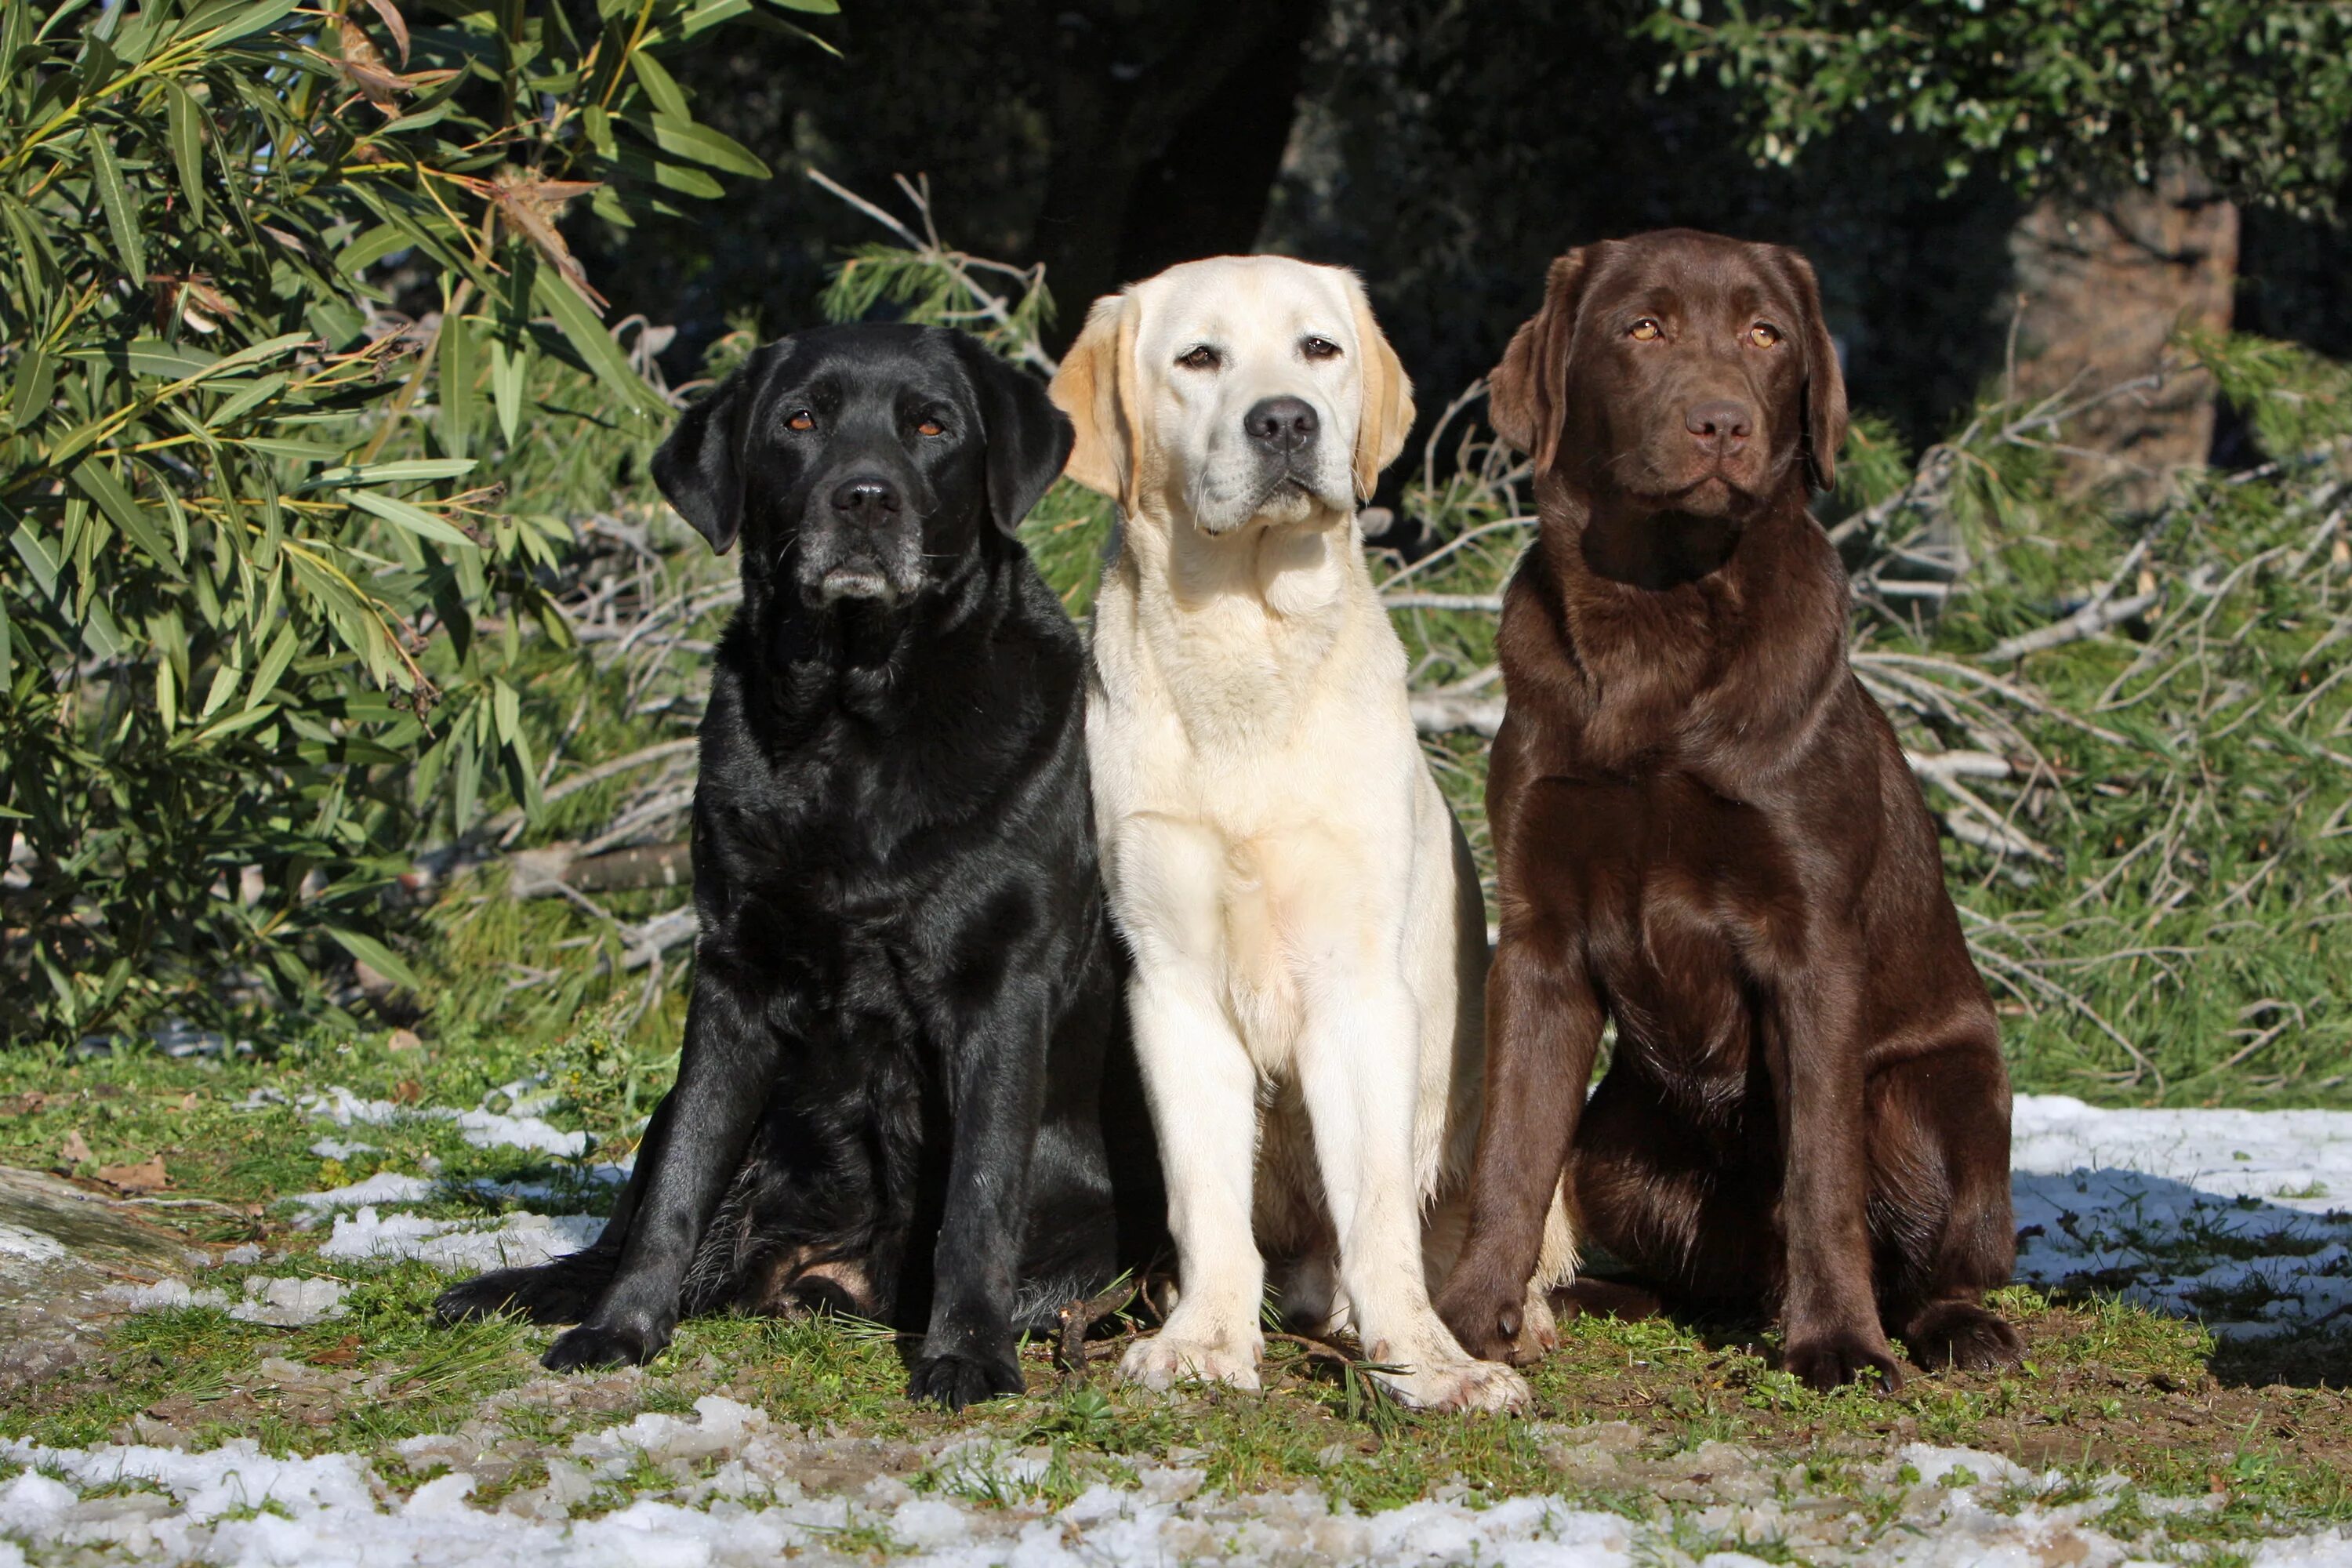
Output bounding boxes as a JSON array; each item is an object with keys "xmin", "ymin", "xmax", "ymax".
[{"xmin": 1051, "ymin": 256, "xmax": 1572, "ymax": 1411}]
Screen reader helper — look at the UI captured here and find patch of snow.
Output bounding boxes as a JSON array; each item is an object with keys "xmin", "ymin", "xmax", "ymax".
[
  {"xmin": 308, "ymin": 1138, "xmax": 378, "ymax": 1160},
  {"xmin": 285, "ymin": 1085, "xmax": 593, "ymax": 1159},
  {"xmin": 315, "ymin": 1205, "xmax": 601, "ymax": 1272},
  {"xmin": 0, "ymin": 1223, "xmax": 67, "ymax": 1265},
  {"xmin": 287, "ymin": 1171, "xmax": 440, "ymax": 1210},
  {"xmin": 101, "ymin": 1279, "xmax": 228, "ymax": 1312},
  {"xmin": 230, "ymin": 1276, "xmax": 350, "ymax": 1327},
  {"xmin": 2012, "ymin": 1095, "xmax": 2352, "ymax": 1341}
]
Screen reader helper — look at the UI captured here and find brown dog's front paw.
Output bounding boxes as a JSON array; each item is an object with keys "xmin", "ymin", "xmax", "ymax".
[
  {"xmin": 1783, "ymin": 1328, "xmax": 1904, "ymax": 1393},
  {"xmin": 1904, "ymin": 1300, "xmax": 2024, "ymax": 1374},
  {"xmin": 1435, "ymin": 1281, "xmax": 1524, "ymax": 1366}
]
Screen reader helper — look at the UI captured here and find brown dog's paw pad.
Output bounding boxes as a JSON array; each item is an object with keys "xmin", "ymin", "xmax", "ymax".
[
  {"xmin": 1782, "ymin": 1329, "xmax": 1904, "ymax": 1393},
  {"xmin": 1904, "ymin": 1301, "xmax": 2024, "ymax": 1374}
]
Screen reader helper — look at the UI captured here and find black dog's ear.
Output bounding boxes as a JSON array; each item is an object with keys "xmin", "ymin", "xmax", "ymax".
[
  {"xmin": 955, "ymin": 335, "xmax": 1075, "ymax": 535},
  {"xmin": 652, "ymin": 348, "xmax": 770, "ymax": 553},
  {"xmin": 1490, "ymin": 248, "xmax": 1594, "ymax": 474}
]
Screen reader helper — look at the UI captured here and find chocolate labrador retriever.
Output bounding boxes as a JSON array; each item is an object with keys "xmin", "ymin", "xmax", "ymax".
[
  {"xmin": 1435, "ymin": 231, "xmax": 2021, "ymax": 1390},
  {"xmin": 437, "ymin": 324, "xmax": 1160, "ymax": 1408}
]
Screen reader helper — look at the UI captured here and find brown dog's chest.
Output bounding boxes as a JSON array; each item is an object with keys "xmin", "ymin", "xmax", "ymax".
[{"xmin": 1519, "ymin": 768, "xmax": 1809, "ymax": 1112}]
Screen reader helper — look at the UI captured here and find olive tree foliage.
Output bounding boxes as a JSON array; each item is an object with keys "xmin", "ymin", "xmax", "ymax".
[
  {"xmin": 1644, "ymin": 0, "xmax": 2352, "ymax": 210},
  {"xmin": 0, "ymin": 0, "xmax": 829, "ymax": 1043}
]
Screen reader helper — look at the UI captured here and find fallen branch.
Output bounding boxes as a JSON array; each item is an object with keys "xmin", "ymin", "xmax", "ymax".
[{"xmin": 1982, "ymin": 588, "xmax": 2162, "ymax": 665}]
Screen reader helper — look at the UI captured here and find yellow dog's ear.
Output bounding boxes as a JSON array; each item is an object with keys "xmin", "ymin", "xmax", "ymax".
[
  {"xmin": 1343, "ymin": 270, "xmax": 1414, "ymax": 503},
  {"xmin": 1049, "ymin": 292, "xmax": 1141, "ymax": 510}
]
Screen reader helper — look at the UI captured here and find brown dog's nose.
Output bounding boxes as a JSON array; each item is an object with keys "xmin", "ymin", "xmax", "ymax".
[
  {"xmin": 1685, "ymin": 398, "xmax": 1753, "ymax": 452},
  {"xmin": 830, "ymin": 476, "xmax": 902, "ymax": 521},
  {"xmin": 1244, "ymin": 396, "xmax": 1319, "ymax": 454}
]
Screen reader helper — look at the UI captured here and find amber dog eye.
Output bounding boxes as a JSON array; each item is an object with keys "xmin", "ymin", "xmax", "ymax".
[
  {"xmin": 1749, "ymin": 323, "xmax": 1783, "ymax": 348},
  {"xmin": 786, "ymin": 410, "xmax": 815, "ymax": 432},
  {"xmin": 1177, "ymin": 345, "xmax": 1221, "ymax": 371},
  {"xmin": 916, "ymin": 418, "xmax": 946, "ymax": 437},
  {"xmin": 1628, "ymin": 318, "xmax": 1662, "ymax": 342},
  {"xmin": 1301, "ymin": 336, "xmax": 1341, "ymax": 361}
]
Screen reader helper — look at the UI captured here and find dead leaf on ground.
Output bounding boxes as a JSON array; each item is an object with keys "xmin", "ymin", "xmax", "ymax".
[
  {"xmin": 94, "ymin": 1155, "xmax": 169, "ymax": 1193},
  {"xmin": 387, "ymin": 1027, "xmax": 424, "ymax": 1054},
  {"xmin": 392, "ymin": 1079, "xmax": 424, "ymax": 1106},
  {"xmin": 58, "ymin": 1130, "xmax": 93, "ymax": 1165}
]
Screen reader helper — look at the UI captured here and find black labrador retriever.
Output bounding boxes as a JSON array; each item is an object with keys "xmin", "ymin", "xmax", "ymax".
[{"xmin": 437, "ymin": 323, "xmax": 1159, "ymax": 1408}]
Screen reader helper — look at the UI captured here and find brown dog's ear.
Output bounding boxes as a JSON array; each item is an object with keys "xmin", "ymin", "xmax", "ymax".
[
  {"xmin": 1341, "ymin": 270, "xmax": 1414, "ymax": 503},
  {"xmin": 1771, "ymin": 246, "xmax": 1848, "ymax": 492},
  {"xmin": 1489, "ymin": 249, "xmax": 1592, "ymax": 474},
  {"xmin": 1049, "ymin": 292, "xmax": 1142, "ymax": 510}
]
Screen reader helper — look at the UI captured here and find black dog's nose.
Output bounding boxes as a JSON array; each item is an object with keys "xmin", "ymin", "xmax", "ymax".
[
  {"xmin": 830, "ymin": 476, "xmax": 902, "ymax": 520},
  {"xmin": 1244, "ymin": 396, "xmax": 1319, "ymax": 454},
  {"xmin": 1685, "ymin": 399, "xmax": 1753, "ymax": 450}
]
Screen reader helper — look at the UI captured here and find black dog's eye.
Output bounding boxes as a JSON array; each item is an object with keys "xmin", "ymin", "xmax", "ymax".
[
  {"xmin": 1628, "ymin": 318, "xmax": 1663, "ymax": 343},
  {"xmin": 916, "ymin": 417, "xmax": 946, "ymax": 437},
  {"xmin": 1177, "ymin": 345, "xmax": 1221, "ymax": 372},
  {"xmin": 1301, "ymin": 336, "xmax": 1341, "ymax": 361},
  {"xmin": 1748, "ymin": 322, "xmax": 1783, "ymax": 348},
  {"xmin": 786, "ymin": 409, "xmax": 816, "ymax": 432}
]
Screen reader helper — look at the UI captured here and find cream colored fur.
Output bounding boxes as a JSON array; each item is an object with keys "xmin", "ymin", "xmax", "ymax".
[{"xmin": 1051, "ymin": 256, "xmax": 1573, "ymax": 1413}]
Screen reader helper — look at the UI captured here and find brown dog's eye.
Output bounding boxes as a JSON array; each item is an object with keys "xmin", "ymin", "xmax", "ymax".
[
  {"xmin": 1628, "ymin": 318, "xmax": 1662, "ymax": 342},
  {"xmin": 786, "ymin": 410, "xmax": 816, "ymax": 432},
  {"xmin": 1301, "ymin": 336, "xmax": 1341, "ymax": 361},
  {"xmin": 1177, "ymin": 345, "xmax": 1221, "ymax": 371},
  {"xmin": 1748, "ymin": 323, "xmax": 1783, "ymax": 348},
  {"xmin": 916, "ymin": 418, "xmax": 946, "ymax": 437}
]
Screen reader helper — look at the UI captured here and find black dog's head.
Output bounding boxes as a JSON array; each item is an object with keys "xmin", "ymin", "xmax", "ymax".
[{"xmin": 652, "ymin": 325, "xmax": 1073, "ymax": 612}]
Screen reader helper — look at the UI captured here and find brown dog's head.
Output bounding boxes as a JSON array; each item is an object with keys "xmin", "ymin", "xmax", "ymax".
[{"xmin": 1489, "ymin": 230, "xmax": 1846, "ymax": 520}]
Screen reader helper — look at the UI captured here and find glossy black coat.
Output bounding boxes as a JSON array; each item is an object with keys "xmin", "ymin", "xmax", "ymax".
[{"xmin": 436, "ymin": 325, "xmax": 1161, "ymax": 1407}]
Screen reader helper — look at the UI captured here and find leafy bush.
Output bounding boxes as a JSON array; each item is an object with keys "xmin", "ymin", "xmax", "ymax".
[{"xmin": 0, "ymin": 0, "xmax": 829, "ymax": 1043}]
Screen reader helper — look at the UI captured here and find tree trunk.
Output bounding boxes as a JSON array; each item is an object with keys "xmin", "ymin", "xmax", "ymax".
[
  {"xmin": 1031, "ymin": 0, "xmax": 1321, "ymax": 352},
  {"xmin": 2004, "ymin": 158, "xmax": 2239, "ymax": 510}
]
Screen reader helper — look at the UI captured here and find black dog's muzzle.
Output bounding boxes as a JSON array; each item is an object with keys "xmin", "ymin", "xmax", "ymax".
[{"xmin": 797, "ymin": 467, "xmax": 928, "ymax": 608}]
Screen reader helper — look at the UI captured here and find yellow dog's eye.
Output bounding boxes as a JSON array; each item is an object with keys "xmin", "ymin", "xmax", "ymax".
[
  {"xmin": 1749, "ymin": 322, "xmax": 1782, "ymax": 348},
  {"xmin": 1177, "ymin": 345, "xmax": 1221, "ymax": 371},
  {"xmin": 1628, "ymin": 318, "xmax": 1662, "ymax": 342},
  {"xmin": 916, "ymin": 418, "xmax": 946, "ymax": 437},
  {"xmin": 786, "ymin": 410, "xmax": 815, "ymax": 432},
  {"xmin": 1301, "ymin": 336, "xmax": 1341, "ymax": 361}
]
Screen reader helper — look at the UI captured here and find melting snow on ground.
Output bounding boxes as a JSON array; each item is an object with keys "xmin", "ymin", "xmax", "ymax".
[
  {"xmin": 7, "ymin": 1395, "xmax": 2350, "ymax": 1566},
  {"xmin": 3, "ymin": 1091, "xmax": 2347, "ymax": 1563},
  {"xmin": 2012, "ymin": 1094, "xmax": 2352, "ymax": 1341}
]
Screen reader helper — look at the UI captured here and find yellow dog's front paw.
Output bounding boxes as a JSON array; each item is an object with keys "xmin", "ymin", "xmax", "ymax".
[{"xmin": 1119, "ymin": 1328, "xmax": 1264, "ymax": 1393}]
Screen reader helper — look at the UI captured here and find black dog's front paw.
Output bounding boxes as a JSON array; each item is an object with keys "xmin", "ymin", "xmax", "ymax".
[
  {"xmin": 436, "ymin": 1260, "xmax": 607, "ymax": 1327},
  {"xmin": 1783, "ymin": 1326, "xmax": 1904, "ymax": 1392},
  {"xmin": 544, "ymin": 1317, "xmax": 670, "ymax": 1372},
  {"xmin": 908, "ymin": 1351, "xmax": 1025, "ymax": 1410}
]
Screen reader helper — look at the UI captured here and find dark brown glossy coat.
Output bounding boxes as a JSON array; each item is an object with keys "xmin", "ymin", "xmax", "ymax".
[{"xmin": 1434, "ymin": 230, "xmax": 2021, "ymax": 1389}]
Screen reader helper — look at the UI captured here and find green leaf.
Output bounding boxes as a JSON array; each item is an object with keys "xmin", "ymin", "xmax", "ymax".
[
  {"xmin": 532, "ymin": 266, "xmax": 667, "ymax": 416},
  {"xmin": 321, "ymin": 925, "xmax": 423, "ymax": 992},
  {"xmin": 187, "ymin": 0, "xmax": 301, "ymax": 45},
  {"xmin": 7, "ymin": 346, "xmax": 55, "ymax": 430},
  {"xmin": 71, "ymin": 459, "xmax": 183, "ymax": 579},
  {"xmin": 644, "ymin": 114, "xmax": 771, "ymax": 178},
  {"xmin": 165, "ymin": 82, "xmax": 204, "ymax": 226},
  {"xmin": 85, "ymin": 132, "xmax": 147, "ymax": 282},
  {"xmin": 441, "ymin": 310, "xmax": 479, "ymax": 458},
  {"xmin": 8, "ymin": 524, "xmax": 60, "ymax": 599},
  {"xmin": 770, "ymin": 0, "xmax": 839, "ymax": 11},
  {"xmin": 490, "ymin": 336, "xmax": 525, "ymax": 444},
  {"xmin": 492, "ymin": 676, "xmax": 521, "ymax": 743},
  {"xmin": 247, "ymin": 621, "xmax": 301, "ymax": 710},
  {"xmin": 628, "ymin": 49, "xmax": 691, "ymax": 120},
  {"xmin": 341, "ymin": 486, "xmax": 477, "ymax": 550}
]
